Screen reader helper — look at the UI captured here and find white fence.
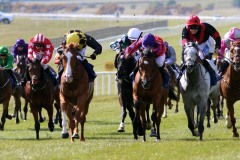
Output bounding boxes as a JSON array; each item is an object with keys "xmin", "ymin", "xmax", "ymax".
[{"xmin": 94, "ymin": 71, "xmax": 118, "ymax": 96}]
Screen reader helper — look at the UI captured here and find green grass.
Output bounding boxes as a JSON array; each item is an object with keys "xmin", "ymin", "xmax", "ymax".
[
  {"xmin": 1, "ymin": 16, "xmax": 240, "ymax": 160},
  {"xmin": 1, "ymin": 96, "xmax": 240, "ymax": 160}
]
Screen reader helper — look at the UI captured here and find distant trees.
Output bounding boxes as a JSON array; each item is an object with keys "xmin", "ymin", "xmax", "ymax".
[{"xmin": 233, "ymin": 0, "xmax": 240, "ymax": 7}]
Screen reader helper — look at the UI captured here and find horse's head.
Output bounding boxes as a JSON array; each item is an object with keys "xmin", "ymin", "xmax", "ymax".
[
  {"xmin": 138, "ymin": 47, "xmax": 157, "ymax": 89},
  {"xmin": 28, "ymin": 58, "xmax": 44, "ymax": 85},
  {"xmin": 16, "ymin": 55, "xmax": 27, "ymax": 76},
  {"xmin": 62, "ymin": 43, "xmax": 80, "ymax": 83},
  {"xmin": 117, "ymin": 53, "xmax": 136, "ymax": 81},
  {"xmin": 230, "ymin": 41, "xmax": 240, "ymax": 71},
  {"xmin": 183, "ymin": 42, "xmax": 199, "ymax": 73}
]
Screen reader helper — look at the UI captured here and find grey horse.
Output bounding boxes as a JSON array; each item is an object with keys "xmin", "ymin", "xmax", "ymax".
[{"xmin": 179, "ymin": 42, "xmax": 220, "ymax": 140}]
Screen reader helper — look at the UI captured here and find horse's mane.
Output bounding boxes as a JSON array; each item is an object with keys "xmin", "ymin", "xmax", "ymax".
[{"xmin": 183, "ymin": 42, "xmax": 199, "ymax": 53}]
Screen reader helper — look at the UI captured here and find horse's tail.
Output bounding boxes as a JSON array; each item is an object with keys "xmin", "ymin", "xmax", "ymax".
[{"xmin": 168, "ymin": 86, "xmax": 178, "ymax": 102}]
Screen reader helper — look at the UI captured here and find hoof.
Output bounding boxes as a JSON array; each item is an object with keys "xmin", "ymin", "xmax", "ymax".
[
  {"xmin": 233, "ymin": 132, "xmax": 239, "ymax": 137},
  {"xmin": 72, "ymin": 133, "xmax": 79, "ymax": 139},
  {"xmin": 39, "ymin": 117, "xmax": 46, "ymax": 123},
  {"xmin": 62, "ymin": 133, "xmax": 69, "ymax": 139},
  {"xmin": 53, "ymin": 117, "xmax": 58, "ymax": 124},
  {"xmin": 174, "ymin": 109, "xmax": 179, "ymax": 113},
  {"xmin": 163, "ymin": 114, "xmax": 167, "ymax": 118},
  {"xmin": 207, "ymin": 123, "xmax": 210, "ymax": 128},
  {"xmin": 149, "ymin": 129, "xmax": 157, "ymax": 137},
  {"xmin": 11, "ymin": 113, "xmax": 16, "ymax": 118},
  {"xmin": 146, "ymin": 122, "xmax": 151, "ymax": 130},
  {"xmin": 48, "ymin": 123, "xmax": 54, "ymax": 132},
  {"xmin": 16, "ymin": 119, "xmax": 20, "ymax": 124},
  {"xmin": 6, "ymin": 114, "xmax": 12, "ymax": 120},
  {"xmin": 117, "ymin": 127, "xmax": 125, "ymax": 132}
]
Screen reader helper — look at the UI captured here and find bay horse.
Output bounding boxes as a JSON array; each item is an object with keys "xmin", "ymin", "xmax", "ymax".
[
  {"xmin": 60, "ymin": 43, "xmax": 94, "ymax": 142},
  {"xmin": 132, "ymin": 47, "xmax": 168, "ymax": 142},
  {"xmin": 25, "ymin": 58, "xmax": 55, "ymax": 139},
  {"xmin": 163, "ymin": 64, "xmax": 181, "ymax": 118},
  {"xmin": 220, "ymin": 41, "xmax": 240, "ymax": 137},
  {"xmin": 179, "ymin": 42, "xmax": 220, "ymax": 140},
  {"xmin": 0, "ymin": 69, "xmax": 22, "ymax": 130},
  {"xmin": 17, "ymin": 56, "xmax": 62, "ymax": 126}
]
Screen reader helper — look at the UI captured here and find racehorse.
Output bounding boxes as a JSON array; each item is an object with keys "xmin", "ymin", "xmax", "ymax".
[
  {"xmin": 132, "ymin": 47, "xmax": 168, "ymax": 142},
  {"xmin": 25, "ymin": 58, "xmax": 55, "ymax": 139},
  {"xmin": 60, "ymin": 43, "xmax": 94, "ymax": 142},
  {"xmin": 220, "ymin": 41, "xmax": 240, "ymax": 137},
  {"xmin": 179, "ymin": 42, "xmax": 220, "ymax": 140},
  {"xmin": 163, "ymin": 64, "xmax": 181, "ymax": 118},
  {"xmin": 16, "ymin": 56, "xmax": 62, "ymax": 126}
]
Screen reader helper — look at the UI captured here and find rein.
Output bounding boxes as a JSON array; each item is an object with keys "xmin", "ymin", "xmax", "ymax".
[{"xmin": 0, "ymin": 78, "xmax": 10, "ymax": 89}]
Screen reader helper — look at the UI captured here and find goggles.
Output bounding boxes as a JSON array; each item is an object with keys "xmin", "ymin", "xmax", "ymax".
[
  {"xmin": 189, "ymin": 25, "xmax": 199, "ymax": 30},
  {"xmin": 34, "ymin": 43, "xmax": 44, "ymax": 47}
]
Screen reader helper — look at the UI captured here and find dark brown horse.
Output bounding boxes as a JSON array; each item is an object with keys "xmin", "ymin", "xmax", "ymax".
[
  {"xmin": 25, "ymin": 58, "xmax": 55, "ymax": 139},
  {"xmin": 0, "ymin": 69, "xmax": 22, "ymax": 130},
  {"xmin": 131, "ymin": 47, "xmax": 168, "ymax": 142},
  {"xmin": 60, "ymin": 43, "xmax": 94, "ymax": 142},
  {"xmin": 220, "ymin": 41, "xmax": 240, "ymax": 137}
]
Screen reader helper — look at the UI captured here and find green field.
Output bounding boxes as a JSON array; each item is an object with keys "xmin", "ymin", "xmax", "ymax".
[{"xmin": 1, "ymin": 16, "xmax": 240, "ymax": 159}]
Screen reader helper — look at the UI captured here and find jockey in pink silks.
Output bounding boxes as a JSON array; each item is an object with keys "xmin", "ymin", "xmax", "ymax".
[{"xmin": 218, "ymin": 27, "xmax": 240, "ymax": 76}]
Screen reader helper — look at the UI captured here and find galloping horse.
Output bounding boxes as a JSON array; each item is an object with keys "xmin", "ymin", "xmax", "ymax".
[
  {"xmin": 220, "ymin": 41, "xmax": 240, "ymax": 137},
  {"xmin": 163, "ymin": 64, "xmax": 181, "ymax": 118},
  {"xmin": 179, "ymin": 42, "xmax": 220, "ymax": 140},
  {"xmin": 60, "ymin": 43, "xmax": 94, "ymax": 142},
  {"xmin": 132, "ymin": 47, "xmax": 168, "ymax": 142},
  {"xmin": 25, "ymin": 58, "xmax": 55, "ymax": 139}
]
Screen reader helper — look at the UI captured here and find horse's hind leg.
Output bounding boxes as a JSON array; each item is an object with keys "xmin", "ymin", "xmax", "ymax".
[
  {"xmin": 145, "ymin": 104, "xmax": 152, "ymax": 130},
  {"xmin": 54, "ymin": 103, "xmax": 62, "ymax": 128},
  {"xmin": 13, "ymin": 95, "xmax": 21, "ymax": 124},
  {"xmin": 23, "ymin": 100, "xmax": 28, "ymax": 121}
]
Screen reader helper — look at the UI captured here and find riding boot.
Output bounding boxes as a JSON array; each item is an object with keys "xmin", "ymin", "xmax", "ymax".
[
  {"xmin": 202, "ymin": 60, "xmax": 219, "ymax": 86},
  {"xmin": 45, "ymin": 67, "xmax": 58, "ymax": 86},
  {"xmin": 159, "ymin": 66, "xmax": 169, "ymax": 89},
  {"xmin": 6, "ymin": 69, "xmax": 20, "ymax": 87},
  {"xmin": 176, "ymin": 63, "xmax": 185, "ymax": 82},
  {"xmin": 82, "ymin": 59, "xmax": 97, "ymax": 83},
  {"xmin": 217, "ymin": 60, "xmax": 229, "ymax": 77}
]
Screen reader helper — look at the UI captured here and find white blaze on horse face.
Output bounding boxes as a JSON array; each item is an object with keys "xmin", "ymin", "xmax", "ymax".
[
  {"xmin": 143, "ymin": 61, "xmax": 149, "ymax": 65},
  {"xmin": 184, "ymin": 47, "xmax": 197, "ymax": 66},
  {"xmin": 65, "ymin": 51, "xmax": 73, "ymax": 79}
]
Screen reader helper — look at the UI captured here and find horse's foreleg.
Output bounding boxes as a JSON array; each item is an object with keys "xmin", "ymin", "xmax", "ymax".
[
  {"xmin": 13, "ymin": 96, "xmax": 21, "ymax": 124},
  {"xmin": 54, "ymin": 103, "xmax": 62, "ymax": 128},
  {"xmin": 31, "ymin": 106, "xmax": 40, "ymax": 139},
  {"xmin": 226, "ymin": 101, "xmax": 239, "ymax": 137},
  {"xmin": 175, "ymin": 88, "xmax": 180, "ymax": 113},
  {"xmin": 61, "ymin": 111, "xmax": 69, "ymax": 139},
  {"xmin": 185, "ymin": 105, "xmax": 199, "ymax": 137},
  {"xmin": 198, "ymin": 104, "xmax": 207, "ymax": 141},
  {"xmin": 145, "ymin": 104, "xmax": 151, "ymax": 130},
  {"xmin": 206, "ymin": 98, "xmax": 211, "ymax": 128},
  {"xmin": 140, "ymin": 104, "xmax": 146, "ymax": 142},
  {"xmin": 163, "ymin": 105, "xmax": 167, "ymax": 118},
  {"xmin": 133, "ymin": 101, "xmax": 140, "ymax": 140},
  {"xmin": 46, "ymin": 104, "xmax": 54, "ymax": 132},
  {"xmin": 23, "ymin": 100, "xmax": 28, "ymax": 121}
]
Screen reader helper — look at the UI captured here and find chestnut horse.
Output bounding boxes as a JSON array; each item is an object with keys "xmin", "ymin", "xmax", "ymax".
[
  {"xmin": 60, "ymin": 43, "xmax": 94, "ymax": 142},
  {"xmin": 220, "ymin": 41, "xmax": 240, "ymax": 137},
  {"xmin": 132, "ymin": 47, "xmax": 168, "ymax": 142},
  {"xmin": 25, "ymin": 58, "xmax": 55, "ymax": 139}
]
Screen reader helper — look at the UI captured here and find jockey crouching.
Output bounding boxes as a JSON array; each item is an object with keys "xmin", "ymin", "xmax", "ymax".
[
  {"xmin": 21, "ymin": 33, "xmax": 58, "ymax": 87},
  {"xmin": 126, "ymin": 33, "xmax": 169, "ymax": 89},
  {"xmin": 0, "ymin": 46, "xmax": 20, "ymax": 88},
  {"xmin": 56, "ymin": 30, "xmax": 102, "ymax": 83},
  {"xmin": 177, "ymin": 14, "xmax": 222, "ymax": 86}
]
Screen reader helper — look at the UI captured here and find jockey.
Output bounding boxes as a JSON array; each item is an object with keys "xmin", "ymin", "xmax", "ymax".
[
  {"xmin": 12, "ymin": 38, "xmax": 28, "ymax": 63},
  {"xmin": 21, "ymin": 33, "xmax": 57, "ymax": 86},
  {"xmin": 164, "ymin": 41, "xmax": 180, "ymax": 77},
  {"xmin": 109, "ymin": 28, "xmax": 142, "ymax": 75},
  {"xmin": 178, "ymin": 15, "xmax": 221, "ymax": 86},
  {"xmin": 125, "ymin": 33, "xmax": 169, "ymax": 89},
  {"xmin": 55, "ymin": 30, "xmax": 102, "ymax": 83},
  {"xmin": 0, "ymin": 46, "xmax": 20, "ymax": 87},
  {"xmin": 218, "ymin": 27, "xmax": 240, "ymax": 76}
]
